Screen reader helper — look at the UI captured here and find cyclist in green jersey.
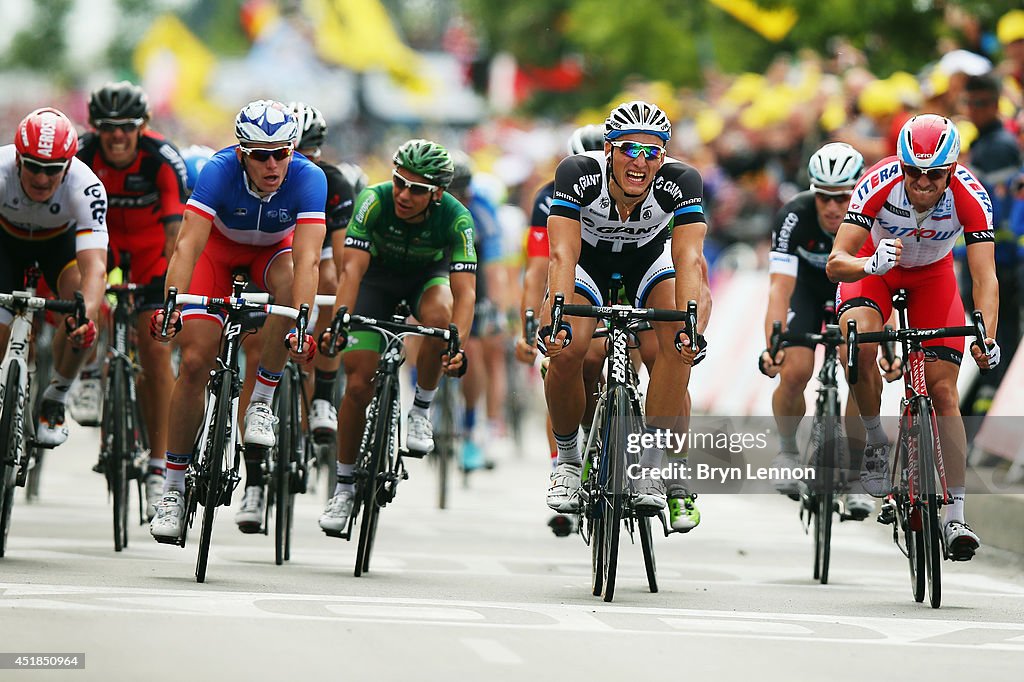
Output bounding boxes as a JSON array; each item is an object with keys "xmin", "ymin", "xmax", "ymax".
[{"xmin": 318, "ymin": 139, "xmax": 475, "ymax": 532}]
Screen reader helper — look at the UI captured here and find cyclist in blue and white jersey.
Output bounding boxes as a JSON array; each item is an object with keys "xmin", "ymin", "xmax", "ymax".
[{"xmin": 148, "ymin": 100, "xmax": 327, "ymax": 540}]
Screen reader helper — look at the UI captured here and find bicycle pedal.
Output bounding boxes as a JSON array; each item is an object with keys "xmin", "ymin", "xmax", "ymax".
[
  {"xmin": 152, "ymin": 534, "xmax": 181, "ymax": 546},
  {"xmin": 400, "ymin": 447, "xmax": 427, "ymax": 459},
  {"xmin": 322, "ymin": 528, "xmax": 350, "ymax": 540},
  {"xmin": 92, "ymin": 460, "xmax": 106, "ymax": 474},
  {"xmin": 548, "ymin": 514, "xmax": 575, "ymax": 537}
]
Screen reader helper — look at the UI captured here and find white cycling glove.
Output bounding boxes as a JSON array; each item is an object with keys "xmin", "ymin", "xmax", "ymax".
[
  {"xmin": 973, "ymin": 339, "xmax": 1001, "ymax": 369},
  {"xmin": 864, "ymin": 238, "xmax": 899, "ymax": 275}
]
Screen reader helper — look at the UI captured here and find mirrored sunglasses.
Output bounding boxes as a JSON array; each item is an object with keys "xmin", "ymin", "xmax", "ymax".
[
  {"xmin": 392, "ymin": 170, "xmax": 438, "ymax": 196},
  {"xmin": 21, "ymin": 157, "xmax": 69, "ymax": 176},
  {"xmin": 95, "ymin": 118, "xmax": 144, "ymax": 133},
  {"xmin": 610, "ymin": 140, "xmax": 666, "ymax": 160},
  {"xmin": 240, "ymin": 146, "xmax": 293, "ymax": 162},
  {"xmin": 902, "ymin": 164, "xmax": 950, "ymax": 181}
]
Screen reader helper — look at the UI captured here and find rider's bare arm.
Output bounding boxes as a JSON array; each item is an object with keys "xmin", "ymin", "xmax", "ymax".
[{"xmin": 164, "ymin": 209, "xmax": 213, "ymax": 297}]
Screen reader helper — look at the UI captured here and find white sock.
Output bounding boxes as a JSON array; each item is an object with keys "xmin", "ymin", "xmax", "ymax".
[
  {"xmin": 334, "ymin": 462, "xmax": 355, "ymax": 495},
  {"xmin": 410, "ymin": 384, "xmax": 437, "ymax": 417},
  {"xmin": 861, "ymin": 416, "xmax": 887, "ymax": 446},
  {"xmin": 945, "ymin": 486, "xmax": 966, "ymax": 524},
  {"xmin": 42, "ymin": 371, "xmax": 74, "ymax": 404}
]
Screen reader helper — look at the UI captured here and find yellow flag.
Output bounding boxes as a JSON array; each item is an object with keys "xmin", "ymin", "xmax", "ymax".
[{"xmin": 707, "ymin": 0, "xmax": 798, "ymax": 42}]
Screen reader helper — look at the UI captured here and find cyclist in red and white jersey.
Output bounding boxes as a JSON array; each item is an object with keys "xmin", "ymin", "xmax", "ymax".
[
  {"xmin": 0, "ymin": 108, "xmax": 108, "ymax": 448},
  {"xmin": 827, "ymin": 114, "xmax": 999, "ymax": 560},
  {"xmin": 78, "ymin": 81, "xmax": 188, "ymax": 519}
]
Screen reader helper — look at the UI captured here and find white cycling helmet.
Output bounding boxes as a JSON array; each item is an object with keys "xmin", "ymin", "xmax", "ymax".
[
  {"xmin": 286, "ymin": 101, "xmax": 327, "ymax": 151},
  {"xmin": 567, "ymin": 124, "xmax": 605, "ymax": 155},
  {"xmin": 808, "ymin": 142, "xmax": 864, "ymax": 190},
  {"xmin": 234, "ymin": 100, "xmax": 298, "ymax": 146},
  {"xmin": 604, "ymin": 100, "xmax": 671, "ymax": 142}
]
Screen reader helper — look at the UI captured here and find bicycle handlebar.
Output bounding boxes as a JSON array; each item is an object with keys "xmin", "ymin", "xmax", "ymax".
[
  {"xmin": 325, "ymin": 306, "xmax": 459, "ymax": 357},
  {"xmin": 0, "ymin": 291, "xmax": 81, "ymax": 315},
  {"xmin": 524, "ymin": 308, "xmax": 538, "ymax": 347},
  {"xmin": 560, "ymin": 302, "xmax": 692, "ymax": 323},
  {"xmin": 769, "ymin": 321, "xmax": 843, "ymax": 356},
  {"xmin": 846, "ymin": 311, "xmax": 988, "ymax": 385}
]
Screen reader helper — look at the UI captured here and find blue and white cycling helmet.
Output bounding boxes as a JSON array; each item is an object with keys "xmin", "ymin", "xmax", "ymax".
[
  {"xmin": 604, "ymin": 100, "xmax": 672, "ymax": 142},
  {"xmin": 234, "ymin": 100, "xmax": 298, "ymax": 146},
  {"xmin": 181, "ymin": 144, "xmax": 215, "ymax": 193}
]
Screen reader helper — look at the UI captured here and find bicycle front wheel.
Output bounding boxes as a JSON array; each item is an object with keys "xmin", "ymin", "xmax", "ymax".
[
  {"xmin": 196, "ymin": 373, "xmax": 232, "ymax": 583},
  {"xmin": 915, "ymin": 398, "xmax": 942, "ymax": 608},
  {"xmin": 811, "ymin": 407, "xmax": 837, "ymax": 584},
  {"xmin": 434, "ymin": 378, "xmax": 456, "ymax": 510},
  {"xmin": 0, "ymin": 362, "xmax": 24, "ymax": 557},
  {"xmin": 355, "ymin": 373, "xmax": 395, "ymax": 577},
  {"xmin": 108, "ymin": 359, "xmax": 131, "ymax": 552},
  {"xmin": 598, "ymin": 385, "xmax": 630, "ymax": 603},
  {"xmin": 274, "ymin": 368, "xmax": 296, "ymax": 566}
]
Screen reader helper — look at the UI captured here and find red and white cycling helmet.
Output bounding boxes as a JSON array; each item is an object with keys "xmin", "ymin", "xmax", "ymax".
[
  {"xmin": 15, "ymin": 108, "xmax": 79, "ymax": 162},
  {"xmin": 896, "ymin": 114, "xmax": 960, "ymax": 169}
]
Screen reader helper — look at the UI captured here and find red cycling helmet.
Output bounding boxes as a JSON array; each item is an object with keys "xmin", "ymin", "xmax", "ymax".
[
  {"xmin": 896, "ymin": 114, "xmax": 960, "ymax": 169},
  {"xmin": 15, "ymin": 108, "xmax": 79, "ymax": 162}
]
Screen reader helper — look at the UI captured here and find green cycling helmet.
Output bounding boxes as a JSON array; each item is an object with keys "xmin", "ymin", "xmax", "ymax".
[{"xmin": 393, "ymin": 139, "xmax": 455, "ymax": 188}]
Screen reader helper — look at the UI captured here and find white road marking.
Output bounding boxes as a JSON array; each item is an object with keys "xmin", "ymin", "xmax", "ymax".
[{"xmin": 461, "ymin": 638, "xmax": 523, "ymax": 664}]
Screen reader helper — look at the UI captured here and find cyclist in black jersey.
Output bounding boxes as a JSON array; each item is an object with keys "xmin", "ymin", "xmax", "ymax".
[
  {"xmin": 759, "ymin": 142, "xmax": 874, "ymax": 518},
  {"xmin": 542, "ymin": 101, "xmax": 709, "ymax": 533}
]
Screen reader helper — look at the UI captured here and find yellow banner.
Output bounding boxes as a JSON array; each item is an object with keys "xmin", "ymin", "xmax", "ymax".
[{"xmin": 707, "ymin": 0, "xmax": 798, "ymax": 42}]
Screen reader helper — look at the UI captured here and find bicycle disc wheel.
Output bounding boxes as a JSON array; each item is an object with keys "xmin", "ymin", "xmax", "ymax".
[
  {"xmin": 916, "ymin": 400, "xmax": 942, "ymax": 608},
  {"xmin": 109, "ymin": 360, "xmax": 130, "ymax": 552},
  {"xmin": 0, "ymin": 363, "xmax": 23, "ymax": 557},
  {"xmin": 274, "ymin": 369, "xmax": 294, "ymax": 566},
  {"xmin": 355, "ymin": 374, "xmax": 394, "ymax": 577},
  {"xmin": 600, "ymin": 385, "xmax": 629, "ymax": 602},
  {"xmin": 196, "ymin": 373, "xmax": 232, "ymax": 583}
]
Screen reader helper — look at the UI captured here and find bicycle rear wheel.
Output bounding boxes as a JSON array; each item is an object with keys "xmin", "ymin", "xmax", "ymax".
[
  {"xmin": 108, "ymin": 359, "xmax": 130, "ymax": 552},
  {"xmin": 895, "ymin": 426, "xmax": 926, "ymax": 602},
  {"xmin": 355, "ymin": 374, "xmax": 395, "ymax": 577},
  {"xmin": 196, "ymin": 373, "xmax": 232, "ymax": 583},
  {"xmin": 915, "ymin": 398, "xmax": 942, "ymax": 608},
  {"xmin": 638, "ymin": 516, "xmax": 658, "ymax": 593},
  {"xmin": 0, "ymin": 363, "xmax": 24, "ymax": 557}
]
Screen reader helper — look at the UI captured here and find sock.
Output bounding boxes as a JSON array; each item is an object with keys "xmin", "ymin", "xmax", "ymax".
[
  {"xmin": 945, "ymin": 486, "xmax": 966, "ymax": 524},
  {"xmin": 243, "ymin": 450, "xmax": 265, "ymax": 487},
  {"xmin": 463, "ymin": 407, "xmax": 477, "ymax": 435},
  {"xmin": 639, "ymin": 426, "xmax": 663, "ymax": 469},
  {"xmin": 550, "ymin": 449, "xmax": 558, "ymax": 472},
  {"xmin": 147, "ymin": 454, "xmax": 166, "ymax": 477},
  {"xmin": 313, "ymin": 369, "xmax": 337, "ymax": 402},
  {"xmin": 861, "ymin": 416, "xmax": 887, "ymax": 446},
  {"xmin": 335, "ymin": 462, "xmax": 355, "ymax": 495},
  {"xmin": 780, "ymin": 432, "xmax": 799, "ymax": 455},
  {"xmin": 42, "ymin": 371, "xmax": 74, "ymax": 404},
  {"xmin": 164, "ymin": 452, "xmax": 190, "ymax": 493},
  {"xmin": 553, "ymin": 429, "xmax": 581, "ymax": 466},
  {"xmin": 410, "ymin": 384, "xmax": 437, "ymax": 418},
  {"xmin": 252, "ymin": 366, "xmax": 282, "ymax": 404},
  {"xmin": 487, "ymin": 417, "xmax": 505, "ymax": 439}
]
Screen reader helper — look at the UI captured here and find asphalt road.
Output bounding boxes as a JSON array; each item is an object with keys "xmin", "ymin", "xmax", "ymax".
[{"xmin": 1, "ymin": 417, "xmax": 1022, "ymax": 682}]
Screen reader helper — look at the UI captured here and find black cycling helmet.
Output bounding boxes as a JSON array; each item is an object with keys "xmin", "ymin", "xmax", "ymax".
[
  {"xmin": 448, "ymin": 150, "xmax": 473, "ymax": 194},
  {"xmin": 393, "ymin": 139, "xmax": 455, "ymax": 188},
  {"xmin": 287, "ymin": 101, "xmax": 327, "ymax": 151},
  {"xmin": 89, "ymin": 81, "xmax": 150, "ymax": 124}
]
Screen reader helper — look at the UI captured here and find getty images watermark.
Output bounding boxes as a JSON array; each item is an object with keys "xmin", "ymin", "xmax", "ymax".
[{"xmin": 623, "ymin": 427, "xmax": 817, "ymax": 485}]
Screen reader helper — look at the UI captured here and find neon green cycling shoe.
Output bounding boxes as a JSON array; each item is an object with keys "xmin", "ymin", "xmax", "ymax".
[{"xmin": 667, "ymin": 486, "xmax": 700, "ymax": 532}]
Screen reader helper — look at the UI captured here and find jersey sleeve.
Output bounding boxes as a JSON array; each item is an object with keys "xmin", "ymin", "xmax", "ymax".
[
  {"xmin": 659, "ymin": 162, "xmax": 705, "ymax": 226},
  {"xmin": 344, "ymin": 188, "xmax": 380, "ymax": 254},
  {"xmin": 74, "ymin": 175, "xmax": 109, "ymax": 252},
  {"xmin": 952, "ymin": 167, "xmax": 995, "ymax": 245},
  {"xmin": 323, "ymin": 165, "xmax": 355, "ymax": 234},
  {"xmin": 155, "ymin": 144, "xmax": 187, "ymax": 224},
  {"xmin": 549, "ymin": 155, "xmax": 603, "ymax": 221},
  {"xmin": 767, "ymin": 203, "xmax": 800, "ymax": 277},
  {"xmin": 471, "ymin": 196, "xmax": 502, "ymax": 264},
  {"xmin": 449, "ymin": 205, "xmax": 478, "ymax": 273},
  {"xmin": 295, "ymin": 162, "xmax": 327, "ymax": 230},
  {"xmin": 185, "ymin": 153, "xmax": 231, "ymax": 222}
]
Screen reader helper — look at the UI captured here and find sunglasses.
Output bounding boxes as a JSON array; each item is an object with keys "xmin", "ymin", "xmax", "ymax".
[
  {"xmin": 610, "ymin": 140, "xmax": 666, "ymax": 160},
  {"xmin": 392, "ymin": 170, "xmax": 438, "ymax": 196},
  {"xmin": 240, "ymin": 146, "xmax": 293, "ymax": 162},
  {"xmin": 813, "ymin": 191, "xmax": 852, "ymax": 204},
  {"xmin": 95, "ymin": 118, "xmax": 144, "ymax": 133},
  {"xmin": 902, "ymin": 164, "xmax": 951, "ymax": 181},
  {"xmin": 21, "ymin": 157, "xmax": 69, "ymax": 176}
]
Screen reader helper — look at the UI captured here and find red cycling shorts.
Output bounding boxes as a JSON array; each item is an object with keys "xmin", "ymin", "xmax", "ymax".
[
  {"xmin": 836, "ymin": 250, "xmax": 965, "ymax": 360},
  {"xmin": 181, "ymin": 228, "xmax": 293, "ymax": 324}
]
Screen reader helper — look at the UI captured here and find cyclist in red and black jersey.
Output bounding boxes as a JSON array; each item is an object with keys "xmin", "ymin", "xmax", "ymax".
[{"xmin": 77, "ymin": 81, "xmax": 188, "ymax": 519}]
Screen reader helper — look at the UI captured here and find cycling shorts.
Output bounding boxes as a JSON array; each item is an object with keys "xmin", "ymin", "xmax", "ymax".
[
  {"xmin": 783, "ymin": 278, "xmax": 838, "ymax": 350},
  {"xmin": 181, "ymin": 229, "xmax": 292, "ymax": 324},
  {"xmin": 574, "ymin": 238, "xmax": 673, "ymax": 308},
  {"xmin": 0, "ymin": 229, "xmax": 77, "ymax": 324},
  {"xmin": 836, "ymin": 252, "xmax": 964, "ymax": 363}
]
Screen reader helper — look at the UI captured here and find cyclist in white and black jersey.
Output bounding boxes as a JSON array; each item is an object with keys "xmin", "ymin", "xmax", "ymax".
[
  {"xmin": 759, "ymin": 142, "xmax": 873, "ymax": 519},
  {"xmin": 542, "ymin": 101, "xmax": 708, "ymax": 532}
]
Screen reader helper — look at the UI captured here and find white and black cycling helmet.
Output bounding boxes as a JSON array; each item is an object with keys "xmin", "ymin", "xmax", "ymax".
[
  {"xmin": 567, "ymin": 124, "xmax": 605, "ymax": 155},
  {"xmin": 234, "ymin": 100, "xmax": 298, "ymax": 146},
  {"xmin": 287, "ymin": 101, "xmax": 327, "ymax": 151},
  {"xmin": 604, "ymin": 100, "xmax": 671, "ymax": 142},
  {"xmin": 808, "ymin": 142, "xmax": 864, "ymax": 190}
]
